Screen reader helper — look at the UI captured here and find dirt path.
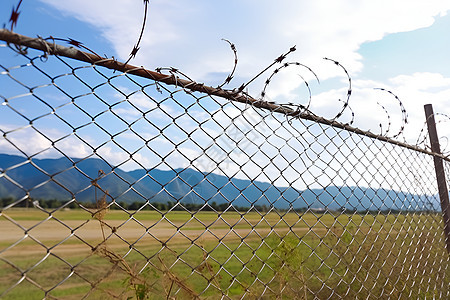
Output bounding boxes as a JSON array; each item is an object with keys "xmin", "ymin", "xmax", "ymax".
[{"xmin": 0, "ymin": 218, "xmax": 320, "ymax": 257}]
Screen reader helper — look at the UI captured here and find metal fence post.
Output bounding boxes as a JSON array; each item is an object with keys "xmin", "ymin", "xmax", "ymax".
[{"xmin": 424, "ymin": 104, "xmax": 450, "ymax": 253}]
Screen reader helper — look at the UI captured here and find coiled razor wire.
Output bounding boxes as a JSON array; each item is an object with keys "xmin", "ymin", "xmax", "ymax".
[{"xmin": 0, "ymin": 30, "xmax": 449, "ymax": 299}]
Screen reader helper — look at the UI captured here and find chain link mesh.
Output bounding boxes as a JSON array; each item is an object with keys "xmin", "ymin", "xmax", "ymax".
[{"xmin": 0, "ymin": 36, "xmax": 449, "ymax": 299}]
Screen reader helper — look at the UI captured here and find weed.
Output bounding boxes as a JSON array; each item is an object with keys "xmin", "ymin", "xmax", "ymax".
[{"xmin": 90, "ymin": 171, "xmax": 200, "ymax": 300}]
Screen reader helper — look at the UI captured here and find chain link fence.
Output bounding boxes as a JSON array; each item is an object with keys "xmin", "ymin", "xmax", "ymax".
[{"xmin": 0, "ymin": 30, "xmax": 449, "ymax": 299}]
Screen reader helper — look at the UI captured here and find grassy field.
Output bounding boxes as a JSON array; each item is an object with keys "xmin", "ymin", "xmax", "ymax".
[{"xmin": 0, "ymin": 208, "xmax": 448, "ymax": 299}]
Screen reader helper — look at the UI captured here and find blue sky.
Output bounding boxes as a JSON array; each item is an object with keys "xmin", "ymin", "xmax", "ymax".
[
  {"xmin": 359, "ymin": 13, "xmax": 450, "ymax": 80},
  {"xmin": 1, "ymin": 0, "xmax": 450, "ymax": 184},
  {"xmin": 2, "ymin": 1, "xmax": 448, "ymax": 129}
]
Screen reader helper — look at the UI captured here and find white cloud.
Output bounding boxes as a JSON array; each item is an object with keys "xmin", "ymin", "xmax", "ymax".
[
  {"xmin": 306, "ymin": 72, "xmax": 450, "ymax": 143},
  {"xmin": 0, "ymin": 124, "xmax": 93, "ymax": 158},
  {"xmin": 95, "ymin": 144, "xmax": 150, "ymax": 168},
  {"xmin": 389, "ymin": 72, "xmax": 450, "ymax": 91},
  {"xmin": 39, "ymin": 0, "xmax": 450, "ymax": 96},
  {"xmin": 0, "ymin": 127, "xmax": 51, "ymax": 155}
]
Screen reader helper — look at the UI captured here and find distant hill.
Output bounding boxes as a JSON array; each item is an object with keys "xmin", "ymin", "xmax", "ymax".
[{"xmin": 0, "ymin": 154, "xmax": 440, "ymax": 211}]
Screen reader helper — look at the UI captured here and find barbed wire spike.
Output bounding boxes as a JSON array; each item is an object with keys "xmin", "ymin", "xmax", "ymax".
[
  {"xmin": 67, "ymin": 37, "xmax": 83, "ymax": 48},
  {"xmin": 9, "ymin": 0, "xmax": 23, "ymax": 31},
  {"xmin": 44, "ymin": 36, "xmax": 102, "ymax": 58}
]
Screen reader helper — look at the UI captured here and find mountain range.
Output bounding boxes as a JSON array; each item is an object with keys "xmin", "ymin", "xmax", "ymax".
[{"xmin": 0, "ymin": 154, "xmax": 440, "ymax": 211}]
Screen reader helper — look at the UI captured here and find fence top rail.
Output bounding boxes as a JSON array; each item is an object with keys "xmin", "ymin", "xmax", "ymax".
[{"xmin": 1, "ymin": 28, "xmax": 448, "ymax": 163}]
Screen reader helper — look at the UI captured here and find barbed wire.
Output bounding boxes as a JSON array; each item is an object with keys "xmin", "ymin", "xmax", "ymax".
[
  {"xmin": 217, "ymin": 39, "xmax": 238, "ymax": 88},
  {"xmin": 417, "ymin": 112, "xmax": 450, "ymax": 156},
  {"xmin": 1, "ymin": 28, "xmax": 448, "ymax": 163},
  {"xmin": 323, "ymin": 57, "xmax": 352, "ymax": 122},
  {"xmin": 373, "ymin": 88, "xmax": 408, "ymax": 140},
  {"xmin": 5, "ymin": 0, "xmax": 448, "ymax": 146},
  {"xmin": 238, "ymin": 45, "xmax": 297, "ymax": 93},
  {"xmin": 7, "ymin": 0, "xmax": 149, "ymax": 67},
  {"xmin": 260, "ymin": 61, "xmax": 320, "ymax": 115},
  {"xmin": 5, "ymin": 0, "xmax": 449, "ymax": 146},
  {"xmin": 123, "ymin": 0, "xmax": 150, "ymax": 66}
]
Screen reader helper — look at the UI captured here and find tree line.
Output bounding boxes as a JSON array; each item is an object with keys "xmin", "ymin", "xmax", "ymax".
[
  {"xmin": 1, "ymin": 197, "xmax": 428, "ymax": 214},
  {"xmin": 0, "ymin": 197, "xmax": 295, "ymax": 213}
]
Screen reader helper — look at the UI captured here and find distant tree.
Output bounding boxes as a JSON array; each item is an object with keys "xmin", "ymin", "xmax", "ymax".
[
  {"xmin": 117, "ymin": 201, "xmax": 129, "ymax": 210},
  {"xmin": 47, "ymin": 199, "xmax": 62, "ymax": 208},
  {"xmin": 0, "ymin": 197, "xmax": 15, "ymax": 208},
  {"xmin": 128, "ymin": 202, "xmax": 142, "ymax": 210},
  {"xmin": 218, "ymin": 203, "xmax": 229, "ymax": 211},
  {"xmin": 167, "ymin": 201, "xmax": 175, "ymax": 210}
]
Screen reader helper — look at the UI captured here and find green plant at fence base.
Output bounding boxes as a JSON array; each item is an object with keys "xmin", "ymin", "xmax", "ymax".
[
  {"xmin": 1, "ymin": 209, "xmax": 447, "ymax": 299},
  {"xmin": 89, "ymin": 212, "xmax": 449, "ymax": 299},
  {"xmin": 91, "ymin": 176, "xmax": 199, "ymax": 299},
  {"xmin": 272, "ymin": 235, "xmax": 308, "ymax": 299}
]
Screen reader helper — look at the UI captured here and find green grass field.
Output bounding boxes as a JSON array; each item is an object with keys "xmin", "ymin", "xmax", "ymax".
[{"xmin": 1, "ymin": 208, "xmax": 448, "ymax": 299}]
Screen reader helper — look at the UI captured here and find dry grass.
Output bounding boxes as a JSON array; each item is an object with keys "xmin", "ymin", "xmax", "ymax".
[
  {"xmin": 88, "ymin": 177, "xmax": 200, "ymax": 300},
  {"xmin": 0, "ymin": 207, "xmax": 448, "ymax": 299}
]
